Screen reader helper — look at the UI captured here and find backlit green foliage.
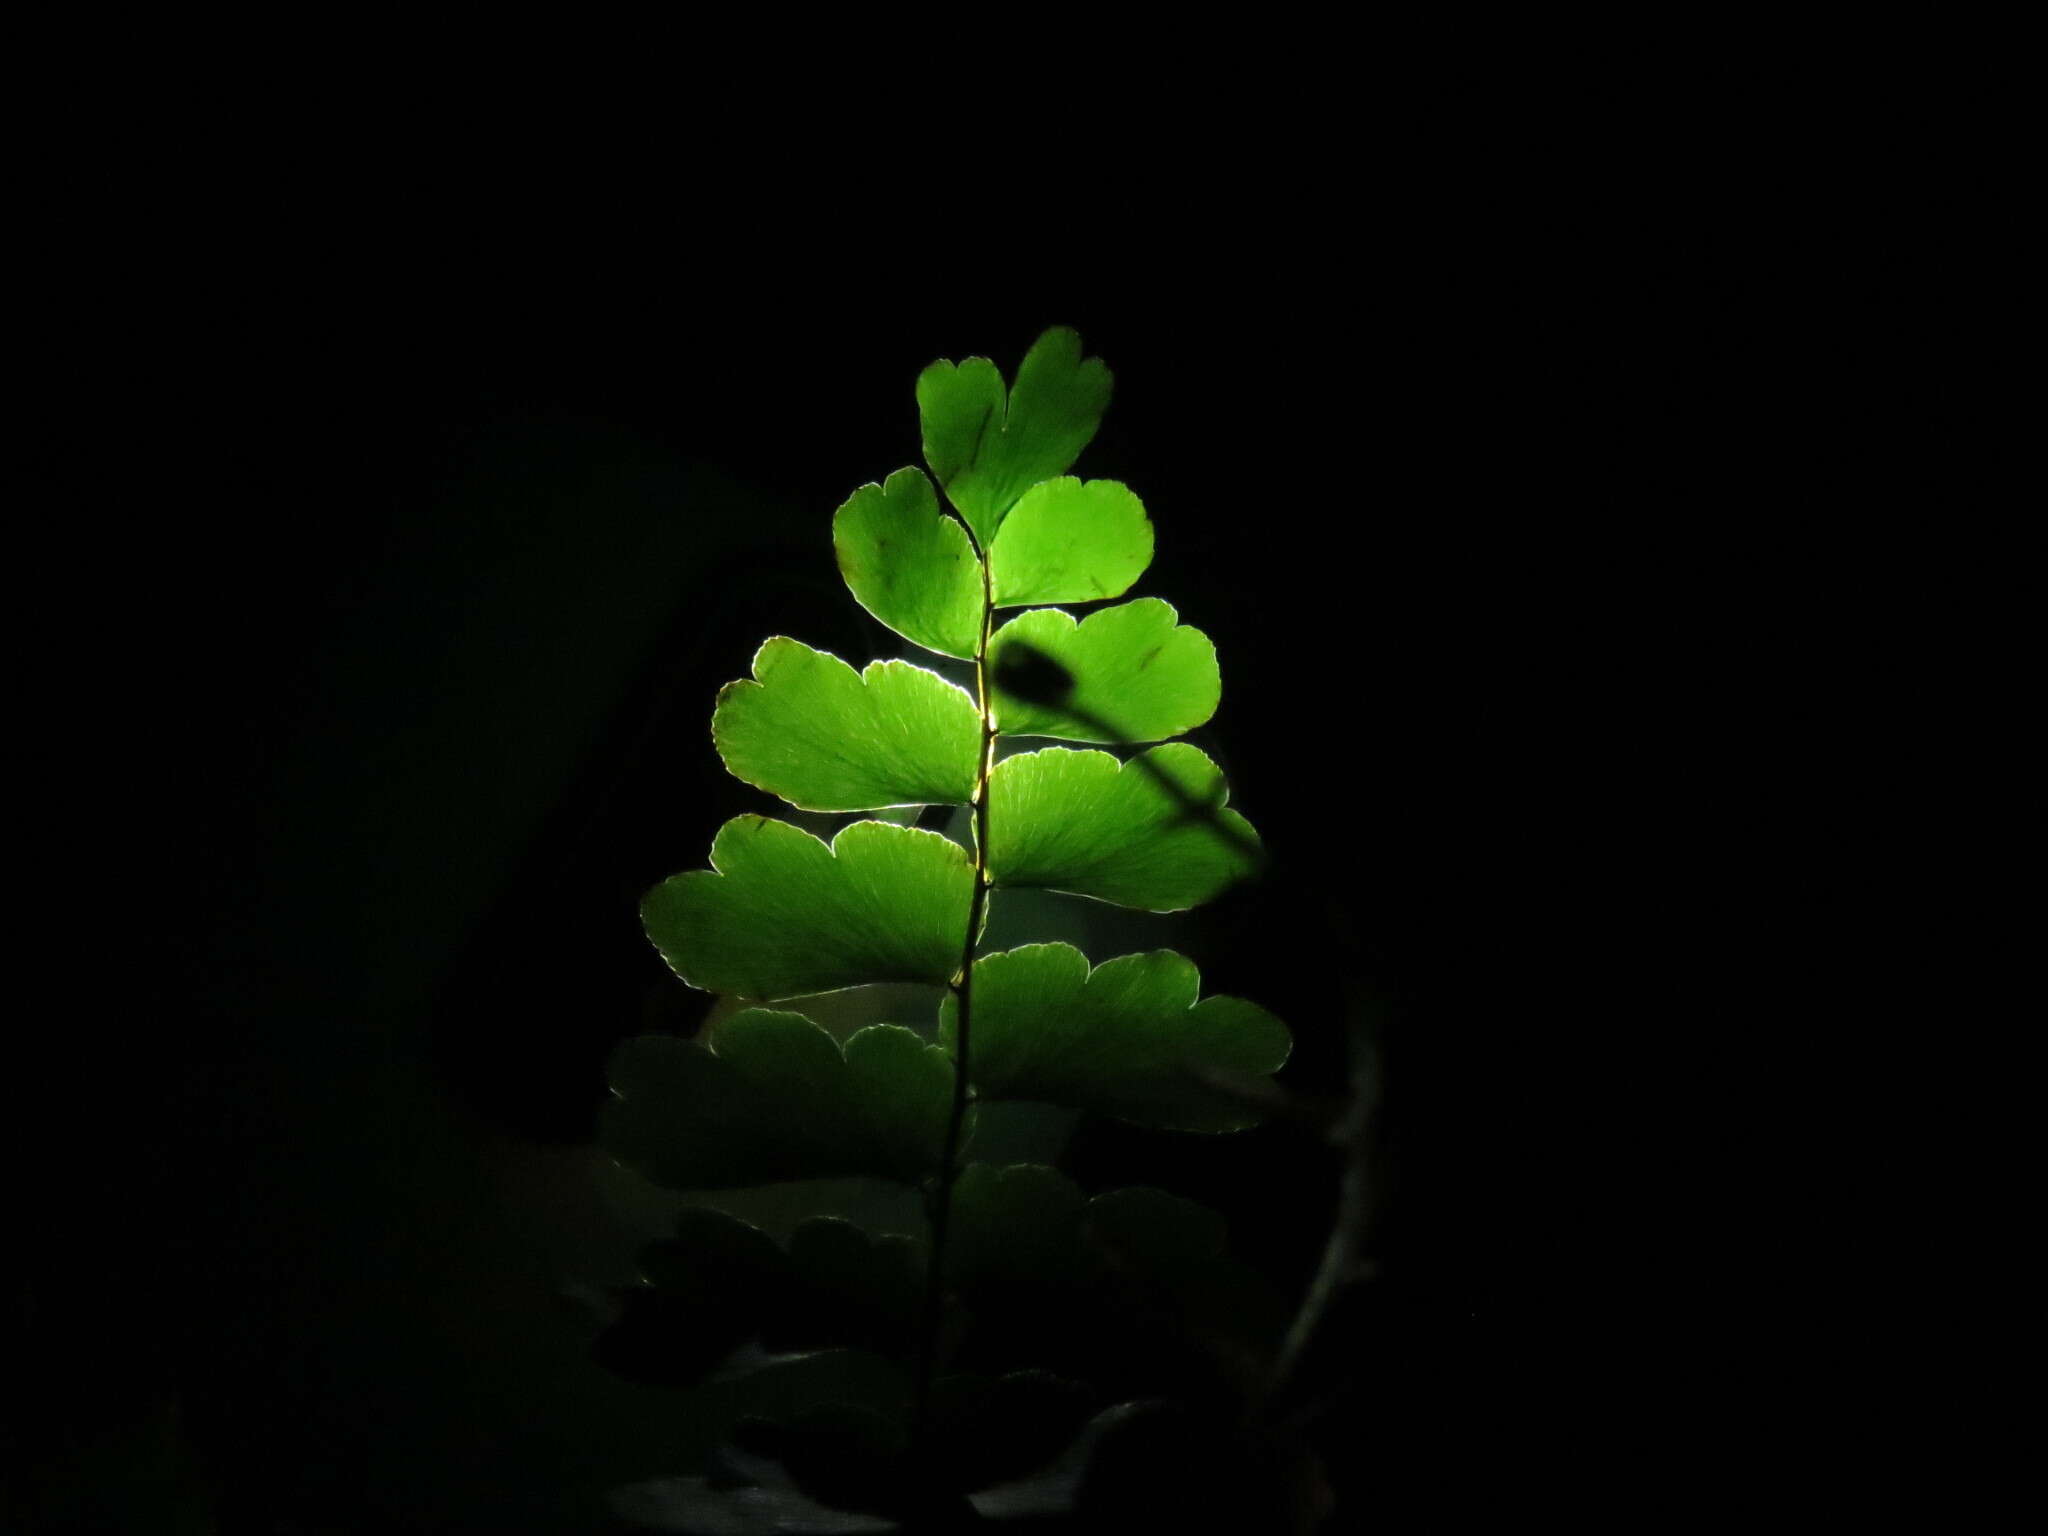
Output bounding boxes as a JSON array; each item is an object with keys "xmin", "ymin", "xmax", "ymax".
[
  {"xmin": 990, "ymin": 599, "xmax": 1220, "ymax": 742},
  {"xmin": 987, "ymin": 746, "xmax": 1260, "ymax": 911},
  {"xmin": 939, "ymin": 943, "xmax": 1289, "ymax": 1131},
  {"xmin": 598, "ymin": 328, "xmax": 1291, "ymax": 1514}
]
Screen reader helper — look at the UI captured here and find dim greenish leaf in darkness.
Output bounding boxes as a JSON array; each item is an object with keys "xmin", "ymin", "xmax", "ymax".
[
  {"xmin": 939, "ymin": 943, "xmax": 1291, "ymax": 1131},
  {"xmin": 601, "ymin": 1012, "xmax": 957, "ymax": 1189},
  {"xmin": 946, "ymin": 1162, "xmax": 1088, "ymax": 1290}
]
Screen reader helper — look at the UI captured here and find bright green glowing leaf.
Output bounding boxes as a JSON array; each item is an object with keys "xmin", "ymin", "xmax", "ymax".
[
  {"xmin": 915, "ymin": 353, "xmax": 1002, "ymax": 526},
  {"xmin": 939, "ymin": 945, "xmax": 1290, "ymax": 1131},
  {"xmin": 990, "ymin": 599, "xmax": 1218, "ymax": 743},
  {"xmin": 643, "ymin": 816, "xmax": 972, "ymax": 998},
  {"xmin": 832, "ymin": 467, "xmax": 984, "ymax": 660},
  {"xmin": 987, "ymin": 477, "xmax": 1152, "ymax": 608},
  {"xmin": 601, "ymin": 1012, "xmax": 955, "ymax": 1188},
  {"xmin": 986, "ymin": 745, "xmax": 1260, "ymax": 912},
  {"xmin": 917, "ymin": 327, "xmax": 1113, "ymax": 545},
  {"xmin": 712, "ymin": 638, "xmax": 980, "ymax": 812}
]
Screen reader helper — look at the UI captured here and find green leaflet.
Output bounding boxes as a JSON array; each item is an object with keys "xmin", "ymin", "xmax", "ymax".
[
  {"xmin": 611, "ymin": 330, "xmax": 1301, "ymax": 1464},
  {"xmin": 990, "ymin": 599, "xmax": 1219, "ymax": 743},
  {"xmin": 643, "ymin": 816, "xmax": 972, "ymax": 998},
  {"xmin": 917, "ymin": 327, "xmax": 1113, "ymax": 546},
  {"xmin": 601, "ymin": 1012, "xmax": 956, "ymax": 1188},
  {"xmin": 712, "ymin": 637, "xmax": 980, "ymax": 812},
  {"xmin": 923, "ymin": 1164, "xmax": 1288, "ymax": 1404},
  {"xmin": 987, "ymin": 744, "xmax": 1260, "ymax": 912},
  {"xmin": 987, "ymin": 477, "xmax": 1152, "ymax": 608},
  {"xmin": 948, "ymin": 1162, "xmax": 1087, "ymax": 1291},
  {"xmin": 953, "ymin": 1166, "xmax": 1226, "ymax": 1284},
  {"xmin": 944, "ymin": 1164, "xmax": 1252, "ymax": 1316},
  {"xmin": 939, "ymin": 945, "xmax": 1291, "ymax": 1132},
  {"xmin": 832, "ymin": 467, "xmax": 984, "ymax": 660}
]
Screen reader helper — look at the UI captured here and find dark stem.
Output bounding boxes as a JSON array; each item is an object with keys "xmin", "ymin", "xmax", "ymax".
[
  {"xmin": 1248, "ymin": 958, "xmax": 1381, "ymax": 1427},
  {"xmin": 912, "ymin": 530, "xmax": 997, "ymax": 1448}
]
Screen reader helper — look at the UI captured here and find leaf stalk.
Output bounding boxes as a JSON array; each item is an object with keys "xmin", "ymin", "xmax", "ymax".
[{"xmin": 912, "ymin": 521, "xmax": 997, "ymax": 1447}]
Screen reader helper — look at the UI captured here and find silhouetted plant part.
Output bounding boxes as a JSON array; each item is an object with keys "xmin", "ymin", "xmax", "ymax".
[{"xmin": 594, "ymin": 329, "xmax": 1306, "ymax": 1531}]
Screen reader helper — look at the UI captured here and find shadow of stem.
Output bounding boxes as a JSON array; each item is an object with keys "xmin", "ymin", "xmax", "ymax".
[{"xmin": 991, "ymin": 640, "xmax": 1270, "ymax": 879}]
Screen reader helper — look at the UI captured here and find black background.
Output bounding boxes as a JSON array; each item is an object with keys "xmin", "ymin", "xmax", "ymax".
[{"xmin": 24, "ymin": 176, "xmax": 1939, "ymax": 1531}]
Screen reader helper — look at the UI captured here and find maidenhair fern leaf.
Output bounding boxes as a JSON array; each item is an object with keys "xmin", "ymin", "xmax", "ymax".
[
  {"xmin": 607, "ymin": 330, "xmax": 1307, "ymax": 1500},
  {"xmin": 832, "ymin": 467, "xmax": 984, "ymax": 659},
  {"xmin": 601, "ymin": 1011, "xmax": 957, "ymax": 1188},
  {"xmin": 990, "ymin": 599, "xmax": 1219, "ymax": 743},
  {"xmin": 987, "ymin": 477, "xmax": 1153, "ymax": 608},
  {"xmin": 987, "ymin": 744, "xmax": 1261, "ymax": 911},
  {"xmin": 917, "ymin": 327, "xmax": 1113, "ymax": 546},
  {"xmin": 938, "ymin": 944, "xmax": 1291, "ymax": 1131},
  {"xmin": 712, "ymin": 637, "xmax": 980, "ymax": 811},
  {"xmin": 946, "ymin": 1162, "xmax": 1087, "ymax": 1291},
  {"xmin": 642, "ymin": 816, "xmax": 971, "ymax": 998}
]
